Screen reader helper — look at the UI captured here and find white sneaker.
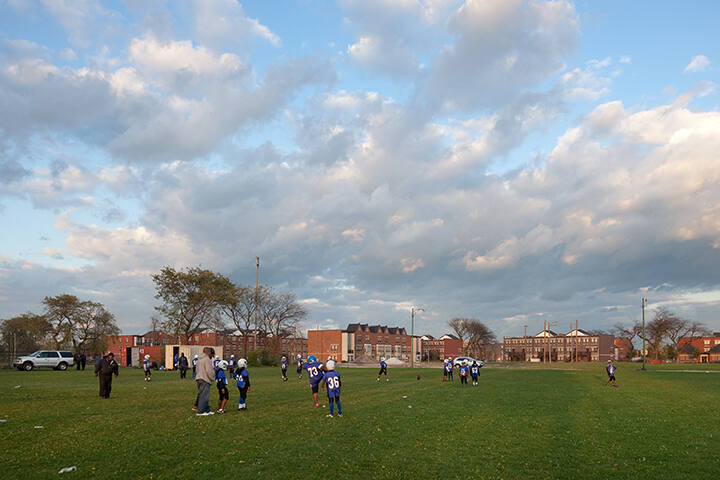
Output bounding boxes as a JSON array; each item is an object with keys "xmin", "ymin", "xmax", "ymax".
[{"xmin": 326, "ymin": 414, "xmax": 334, "ymax": 418}]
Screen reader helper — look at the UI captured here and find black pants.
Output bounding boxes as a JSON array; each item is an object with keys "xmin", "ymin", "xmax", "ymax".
[
  {"xmin": 99, "ymin": 375, "xmax": 113, "ymax": 398},
  {"xmin": 180, "ymin": 367, "xmax": 187, "ymax": 378},
  {"xmin": 460, "ymin": 375, "xmax": 468, "ymax": 385},
  {"xmin": 76, "ymin": 362, "xmax": 81, "ymax": 370},
  {"xmin": 81, "ymin": 360, "xmax": 86, "ymax": 370},
  {"xmin": 237, "ymin": 386, "xmax": 248, "ymax": 402}
]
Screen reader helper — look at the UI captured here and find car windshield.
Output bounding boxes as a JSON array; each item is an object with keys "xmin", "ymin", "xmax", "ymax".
[{"xmin": 29, "ymin": 351, "xmax": 41, "ymax": 357}]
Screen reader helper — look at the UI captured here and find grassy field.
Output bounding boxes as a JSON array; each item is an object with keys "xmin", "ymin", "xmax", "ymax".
[{"xmin": 1, "ymin": 363, "xmax": 719, "ymax": 479}]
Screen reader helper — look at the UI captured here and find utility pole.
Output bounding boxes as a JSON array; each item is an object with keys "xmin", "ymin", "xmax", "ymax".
[
  {"xmin": 411, "ymin": 307, "xmax": 425, "ymax": 368},
  {"xmin": 254, "ymin": 256, "xmax": 259, "ymax": 351},
  {"xmin": 641, "ymin": 297, "xmax": 647, "ymax": 371},
  {"xmin": 523, "ymin": 325, "xmax": 528, "ymax": 362},
  {"xmin": 575, "ymin": 319, "xmax": 578, "ymax": 362}
]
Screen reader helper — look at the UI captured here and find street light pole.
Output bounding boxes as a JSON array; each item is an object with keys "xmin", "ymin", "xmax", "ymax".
[
  {"xmin": 254, "ymin": 256, "xmax": 259, "ymax": 351},
  {"xmin": 411, "ymin": 307, "xmax": 425, "ymax": 368},
  {"xmin": 523, "ymin": 325, "xmax": 528, "ymax": 362},
  {"xmin": 641, "ymin": 297, "xmax": 647, "ymax": 371}
]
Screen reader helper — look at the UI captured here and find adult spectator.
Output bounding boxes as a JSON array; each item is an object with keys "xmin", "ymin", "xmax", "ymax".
[
  {"xmin": 94, "ymin": 352, "xmax": 119, "ymax": 399},
  {"xmin": 80, "ymin": 352, "xmax": 87, "ymax": 370},
  {"xmin": 74, "ymin": 353, "xmax": 81, "ymax": 370},
  {"xmin": 178, "ymin": 352, "xmax": 189, "ymax": 379},
  {"xmin": 194, "ymin": 347, "xmax": 215, "ymax": 415}
]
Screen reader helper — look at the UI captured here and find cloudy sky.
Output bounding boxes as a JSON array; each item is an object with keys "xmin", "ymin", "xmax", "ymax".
[{"xmin": 1, "ymin": 0, "xmax": 720, "ymax": 339}]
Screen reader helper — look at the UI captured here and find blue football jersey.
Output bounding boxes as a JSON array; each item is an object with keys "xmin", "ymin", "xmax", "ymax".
[
  {"xmin": 304, "ymin": 361, "xmax": 324, "ymax": 385},
  {"xmin": 380, "ymin": 361, "xmax": 387, "ymax": 369},
  {"xmin": 281, "ymin": 361, "xmax": 288, "ymax": 369},
  {"xmin": 459, "ymin": 365, "xmax": 469, "ymax": 376},
  {"xmin": 192, "ymin": 358, "xmax": 198, "ymax": 367},
  {"xmin": 323, "ymin": 371, "xmax": 341, "ymax": 397},
  {"xmin": 216, "ymin": 368, "xmax": 228, "ymax": 385},
  {"xmin": 234, "ymin": 368, "xmax": 250, "ymax": 388},
  {"xmin": 470, "ymin": 365, "xmax": 479, "ymax": 376},
  {"xmin": 143, "ymin": 360, "xmax": 150, "ymax": 371},
  {"xmin": 606, "ymin": 365, "xmax": 616, "ymax": 376}
]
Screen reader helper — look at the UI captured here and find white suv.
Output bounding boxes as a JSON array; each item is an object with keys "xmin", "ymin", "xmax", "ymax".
[{"xmin": 13, "ymin": 350, "xmax": 75, "ymax": 371}]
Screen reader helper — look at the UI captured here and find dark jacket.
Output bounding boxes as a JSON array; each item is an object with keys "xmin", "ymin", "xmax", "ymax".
[
  {"xmin": 178, "ymin": 355, "xmax": 189, "ymax": 368},
  {"xmin": 95, "ymin": 357, "xmax": 119, "ymax": 376}
]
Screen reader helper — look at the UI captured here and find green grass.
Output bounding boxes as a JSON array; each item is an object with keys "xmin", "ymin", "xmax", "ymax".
[{"xmin": 1, "ymin": 363, "xmax": 719, "ymax": 479}]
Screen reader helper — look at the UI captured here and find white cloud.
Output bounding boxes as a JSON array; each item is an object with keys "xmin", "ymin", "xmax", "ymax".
[
  {"xmin": 685, "ymin": 55, "xmax": 710, "ymax": 73},
  {"xmin": 193, "ymin": 0, "xmax": 280, "ymax": 50}
]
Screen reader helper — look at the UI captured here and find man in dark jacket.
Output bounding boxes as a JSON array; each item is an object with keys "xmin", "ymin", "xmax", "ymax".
[
  {"xmin": 178, "ymin": 352, "xmax": 189, "ymax": 379},
  {"xmin": 74, "ymin": 353, "xmax": 81, "ymax": 370},
  {"xmin": 80, "ymin": 352, "xmax": 87, "ymax": 370},
  {"xmin": 94, "ymin": 352, "xmax": 119, "ymax": 398}
]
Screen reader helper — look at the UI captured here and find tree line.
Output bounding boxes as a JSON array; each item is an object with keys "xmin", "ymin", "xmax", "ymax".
[
  {"xmin": 151, "ymin": 266, "xmax": 307, "ymax": 357},
  {"xmin": 0, "ymin": 295, "xmax": 120, "ymax": 358},
  {"xmin": 613, "ymin": 308, "xmax": 710, "ymax": 361},
  {"xmin": 1, "ymin": 265, "xmax": 308, "ymax": 361}
]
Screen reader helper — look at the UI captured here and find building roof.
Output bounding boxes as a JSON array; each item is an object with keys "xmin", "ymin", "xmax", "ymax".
[
  {"xmin": 535, "ymin": 330, "xmax": 559, "ymax": 337},
  {"xmin": 345, "ymin": 323, "xmax": 407, "ymax": 335},
  {"xmin": 440, "ymin": 334, "xmax": 459, "ymax": 340},
  {"xmin": 709, "ymin": 343, "xmax": 720, "ymax": 353},
  {"xmin": 679, "ymin": 343, "xmax": 698, "ymax": 354}
]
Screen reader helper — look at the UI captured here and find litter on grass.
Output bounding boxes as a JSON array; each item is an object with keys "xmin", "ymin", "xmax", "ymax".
[
  {"xmin": 402, "ymin": 395, "xmax": 408, "ymax": 398},
  {"xmin": 58, "ymin": 466, "xmax": 77, "ymax": 474},
  {"xmin": 0, "ymin": 419, "xmax": 7, "ymax": 423},
  {"xmin": 14, "ymin": 385, "xmax": 21, "ymax": 389},
  {"xmin": 34, "ymin": 425, "xmax": 44, "ymax": 429},
  {"xmin": 408, "ymin": 405, "xmax": 413, "ymax": 408}
]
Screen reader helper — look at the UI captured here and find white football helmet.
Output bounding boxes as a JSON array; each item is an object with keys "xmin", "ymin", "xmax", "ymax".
[
  {"xmin": 238, "ymin": 358, "xmax": 248, "ymax": 368},
  {"xmin": 144, "ymin": 354, "xmax": 150, "ymax": 359},
  {"xmin": 297, "ymin": 354, "xmax": 302, "ymax": 359},
  {"xmin": 231, "ymin": 354, "xmax": 235, "ymax": 358},
  {"xmin": 217, "ymin": 360, "xmax": 228, "ymax": 370},
  {"xmin": 325, "ymin": 360, "xmax": 335, "ymax": 371},
  {"xmin": 194, "ymin": 354, "xmax": 198, "ymax": 358},
  {"xmin": 380, "ymin": 357, "xmax": 385, "ymax": 362},
  {"xmin": 281, "ymin": 356, "xmax": 287, "ymax": 362}
]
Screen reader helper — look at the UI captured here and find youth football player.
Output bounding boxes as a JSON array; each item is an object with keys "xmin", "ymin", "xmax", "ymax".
[
  {"xmin": 143, "ymin": 354, "xmax": 151, "ymax": 382},
  {"xmin": 192, "ymin": 354, "xmax": 198, "ymax": 378},
  {"xmin": 304, "ymin": 355, "xmax": 324, "ymax": 407},
  {"xmin": 216, "ymin": 360, "xmax": 229, "ymax": 414},
  {"xmin": 228, "ymin": 355, "xmax": 235, "ymax": 372},
  {"xmin": 470, "ymin": 360, "xmax": 480, "ymax": 386},
  {"xmin": 233, "ymin": 358, "xmax": 251, "ymax": 410},
  {"xmin": 377, "ymin": 357, "xmax": 389, "ymax": 382},
  {"xmin": 458, "ymin": 360, "xmax": 469, "ymax": 388},
  {"xmin": 280, "ymin": 355, "xmax": 288, "ymax": 382},
  {"xmin": 296, "ymin": 354, "xmax": 304, "ymax": 379},
  {"xmin": 605, "ymin": 360, "xmax": 618, "ymax": 387},
  {"xmin": 322, "ymin": 360, "xmax": 342, "ymax": 418},
  {"xmin": 444, "ymin": 359, "xmax": 454, "ymax": 381}
]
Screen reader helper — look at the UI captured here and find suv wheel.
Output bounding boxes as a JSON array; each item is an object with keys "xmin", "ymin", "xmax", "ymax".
[
  {"xmin": 57, "ymin": 362, "xmax": 68, "ymax": 371},
  {"xmin": 23, "ymin": 362, "xmax": 34, "ymax": 371}
]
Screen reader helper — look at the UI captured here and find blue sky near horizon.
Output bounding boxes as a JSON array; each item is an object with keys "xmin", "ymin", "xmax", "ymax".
[{"xmin": 1, "ymin": 0, "xmax": 720, "ymax": 338}]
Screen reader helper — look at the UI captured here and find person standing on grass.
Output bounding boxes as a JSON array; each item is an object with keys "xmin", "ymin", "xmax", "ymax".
[
  {"xmin": 280, "ymin": 355, "xmax": 288, "ymax": 382},
  {"xmin": 470, "ymin": 360, "xmax": 480, "ymax": 387},
  {"xmin": 94, "ymin": 352, "xmax": 119, "ymax": 399},
  {"xmin": 458, "ymin": 360, "xmax": 469, "ymax": 388},
  {"xmin": 322, "ymin": 360, "xmax": 342, "ymax": 418},
  {"xmin": 143, "ymin": 354, "xmax": 152, "ymax": 382},
  {"xmin": 178, "ymin": 352, "xmax": 189, "ymax": 379},
  {"xmin": 215, "ymin": 360, "xmax": 229, "ymax": 414},
  {"xmin": 74, "ymin": 353, "xmax": 81, "ymax": 370},
  {"xmin": 233, "ymin": 358, "xmax": 250, "ymax": 411},
  {"xmin": 304, "ymin": 355, "xmax": 324, "ymax": 408},
  {"xmin": 296, "ymin": 354, "xmax": 304, "ymax": 379},
  {"xmin": 80, "ymin": 352, "xmax": 87, "ymax": 371},
  {"xmin": 228, "ymin": 355, "xmax": 236, "ymax": 372},
  {"xmin": 194, "ymin": 347, "xmax": 215, "ymax": 416},
  {"xmin": 192, "ymin": 354, "xmax": 199, "ymax": 378},
  {"xmin": 377, "ymin": 357, "xmax": 389, "ymax": 382},
  {"xmin": 605, "ymin": 360, "xmax": 618, "ymax": 387}
]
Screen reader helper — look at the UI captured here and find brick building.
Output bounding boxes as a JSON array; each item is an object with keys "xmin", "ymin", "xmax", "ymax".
[
  {"xmin": 307, "ymin": 324, "xmax": 411, "ymax": 363},
  {"xmin": 421, "ymin": 334, "xmax": 463, "ymax": 361},
  {"xmin": 613, "ymin": 337, "xmax": 634, "ymax": 361},
  {"xmin": 677, "ymin": 334, "xmax": 720, "ymax": 363},
  {"xmin": 504, "ymin": 328, "xmax": 614, "ymax": 362}
]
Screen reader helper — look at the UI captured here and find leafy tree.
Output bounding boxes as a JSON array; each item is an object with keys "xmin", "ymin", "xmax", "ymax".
[
  {"xmin": 151, "ymin": 266, "xmax": 235, "ymax": 342},
  {"xmin": 42, "ymin": 294, "xmax": 119, "ymax": 352},
  {"xmin": 0, "ymin": 313, "xmax": 52, "ymax": 358}
]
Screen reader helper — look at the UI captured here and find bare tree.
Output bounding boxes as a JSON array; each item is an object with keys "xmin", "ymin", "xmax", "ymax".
[
  {"xmin": 448, "ymin": 318, "xmax": 469, "ymax": 346},
  {"xmin": 42, "ymin": 295, "xmax": 119, "ymax": 353},
  {"xmin": 259, "ymin": 290, "xmax": 308, "ymax": 355},
  {"xmin": 218, "ymin": 284, "xmax": 265, "ymax": 356},
  {"xmin": 465, "ymin": 320, "xmax": 497, "ymax": 359},
  {"xmin": 665, "ymin": 317, "xmax": 709, "ymax": 362}
]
